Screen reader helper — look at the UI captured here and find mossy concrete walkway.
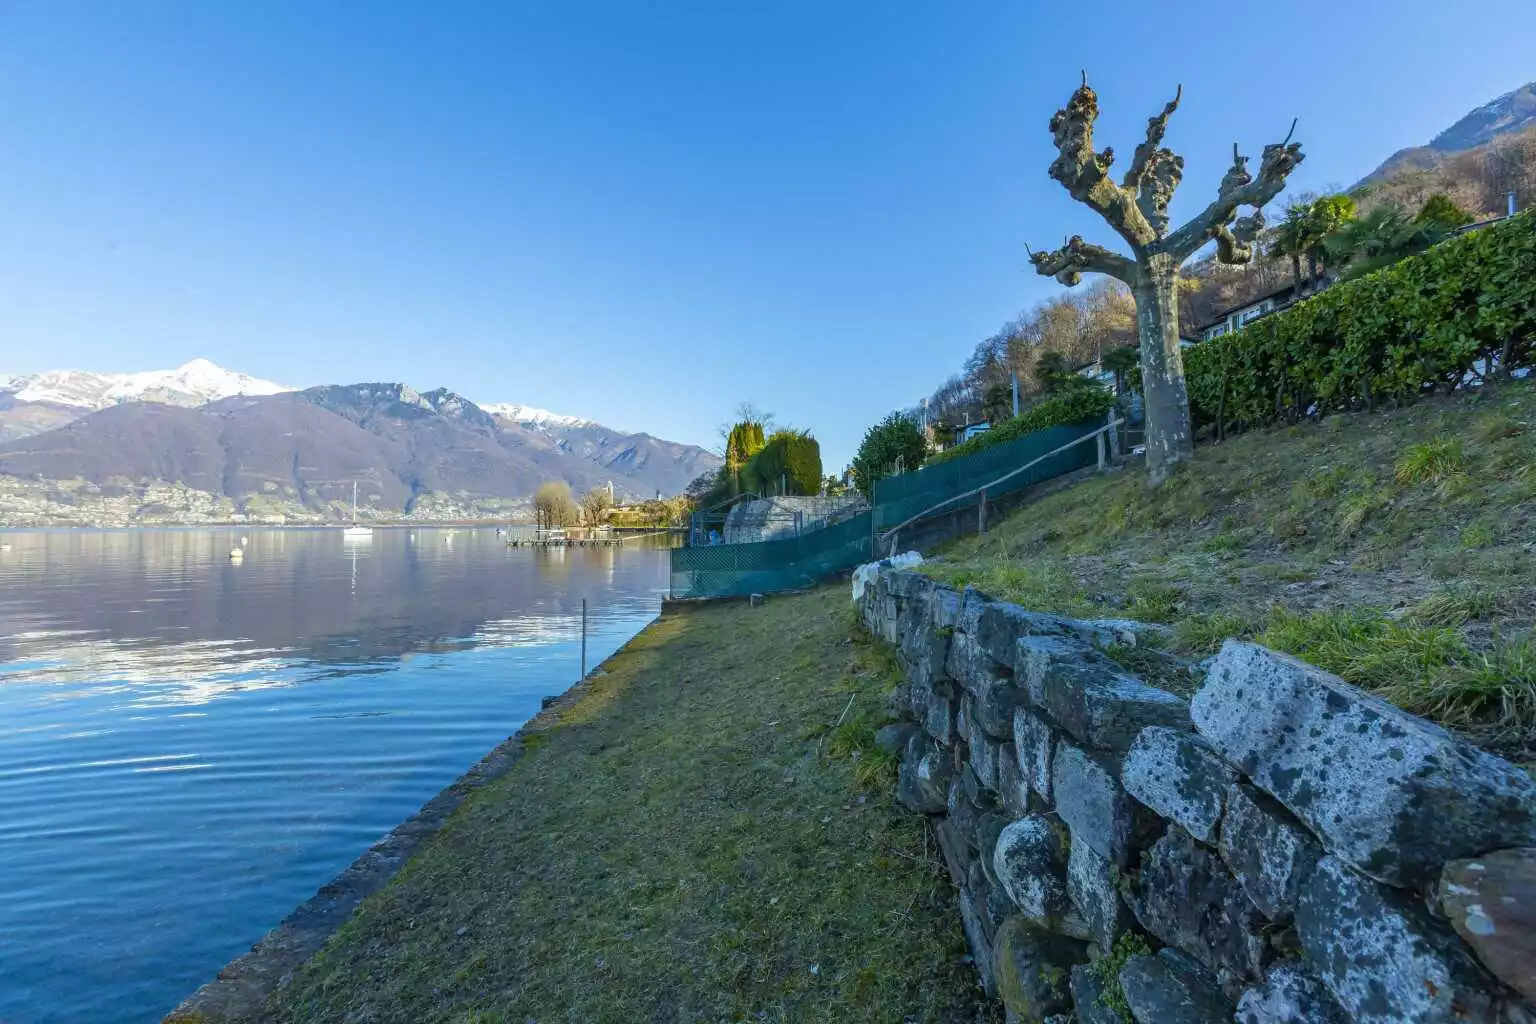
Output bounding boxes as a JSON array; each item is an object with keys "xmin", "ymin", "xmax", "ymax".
[{"xmin": 263, "ymin": 589, "xmax": 996, "ymax": 1024}]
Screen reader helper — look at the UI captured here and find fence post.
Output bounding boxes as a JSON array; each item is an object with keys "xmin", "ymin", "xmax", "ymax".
[
  {"xmin": 1096, "ymin": 429, "xmax": 1106, "ymax": 470},
  {"xmin": 978, "ymin": 489, "xmax": 988, "ymax": 534},
  {"xmin": 580, "ymin": 598, "xmax": 587, "ymax": 682}
]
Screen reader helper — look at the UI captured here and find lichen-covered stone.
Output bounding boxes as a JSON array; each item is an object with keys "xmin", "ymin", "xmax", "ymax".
[
  {"xmin": 1439, "ymin": 848, "xmax": 1536, "ymax": 1005},
  {"xmin": 1122, "ymin": 727, "xmax": 1235, "ymax": 843},
  {"xmin": 948, "ymin": 778, "xmax": 982, "ymax": 845},
  {"xmin": 1084, "ymin": 618, "xmax": 1175, "ymax": 649},
  {"xmin": 1068, "ymin": 832, "xmax": 1135, "ymax": 951},
  {"xmin": 977, "ymin": 812, "xmax": 1011, "ymax": 888},
  {"xmin": 948, "ymin": 631, "xmax": 1011, "ymax": 698},
  {"xmin": 993, "ymin": 816, "xmax": 1075, "ymax": 932},
  {"xmin": 998, "ymin": 742, "xmax": 1032, "ymax": 817},
  {"xmin": 1013, "ymin": 707, "xmax": 1058, "ymax": 805},
  {"xmin": 978, "ymin": 602, "xmax": 1091, "ymax": 668},
  {"xmin": 899, "ymin": 601, "xmax": 951, "ymax": 692},
  {"xmin": 931, "ymin": 584, "xmax": 962, "ymax": 631},
  {"xmin": 1052, "ymin": 741, "xmax": 1159, "ymax": 868},
  {"xmin": 1218, "ymin": 783, "xmax": 1321, "ymax": 923},
  {"xmin": 885, "ymin": 568, "xmax": 935, "ymax": 601},
  {"xmin": 991, "ymin": 916, "xmax": 1086, "ymax": 1021},
  {"xmin": 1070, "ymin": 963, "xmax": 1130, "ymax": 1024},
  {"xmin": 875, "ymin": 721, "xmax": 920, "ymax": 757},
  {"xmin": 1234, "ymin": 962, "xmax": 1347, "ymax": 1024},
  {"xmin": 1192, "ymin": 640, "xmax": 1536, "ymax": 888},
  {"xmin": 896, "ymin": 733, "xmax": 951, "ymax": 814},
  {"xmin": 935, "ymin": 818, "xmax": 973, "ymax": 887},
  {"xmin": 1016, "ymin": 635, "xmax": 1122, "ymax": 708},
  {"xmin": 1295, "ymin": 855, "xmax": 1502, "ymax": 1024},
  {"xmin": 960, "ymin": 886, "xmax": 998, "ymax": 999},
  {"xmin": 958, "ymin": 585, "xmax": 992, "ymax": 636},
  {"xmin": 1119, "ymin": 949, "xmax": 1234, "ymax": 1024},
  {"xmin": 1039, "ymin": 660, "xmax": 1190, "ymax": 754},
  {"xmin": 974, "ymin": 678, "xmax": 1023, "ymax": 740},
  {"xmin": 968, "ymin": 858, "xmax": 1010, "ymax": 941},
  {"xmin": 1131, "ymin": 826, "xmax": 1268, "ymax": 981}
]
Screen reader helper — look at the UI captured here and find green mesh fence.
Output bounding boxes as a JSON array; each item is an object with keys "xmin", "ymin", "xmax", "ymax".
[{"xmin": 670, "ymin": 416, "xmax": 1105, "ymax": 599}]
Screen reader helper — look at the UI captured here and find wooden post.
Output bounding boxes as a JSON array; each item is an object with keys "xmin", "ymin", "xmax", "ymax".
[
  {"xmin": 978, "ymin": 490, "xmax": 988, "ymax": 534},
  {"xmin": 1097, "ymin": 429, "xmax": 1107, "ymax": 470},
  {"xmin": 580, "ymin": 598, "xmax": 587, "ymax": 682}
]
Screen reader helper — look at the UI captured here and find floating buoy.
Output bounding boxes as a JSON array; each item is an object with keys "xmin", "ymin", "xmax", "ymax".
[
  {"xmin": 229, "ymin": 547, "xmax": 244, "ymax": 561},
  {"xmin": 240, "ymin": 535, "xmax": 249, "ymax": 545}
]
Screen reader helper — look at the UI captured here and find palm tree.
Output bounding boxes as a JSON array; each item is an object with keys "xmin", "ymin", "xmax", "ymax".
[{"xmin": 1268, "ymin": 200, "xmax": 1311, "ymax": 288}]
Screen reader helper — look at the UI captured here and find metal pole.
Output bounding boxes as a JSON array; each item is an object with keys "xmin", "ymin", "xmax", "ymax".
[
  {"xmin": 581, "ymin": 598, "xmax": 587, "ymax": 682},
  {"xmin": 1011, "ymin": 373, "xmax": 1019, "ymax": 417},
  {"xmin": 978, "ymin": 490, "xmax": 988, "ymax": 534}
]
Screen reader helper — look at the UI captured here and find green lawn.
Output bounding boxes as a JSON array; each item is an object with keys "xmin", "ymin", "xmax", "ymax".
[
  {"xmin": 266, "ymin": 587, "xmax": 998, "ymax": 1024},
  {"xmin": 923, "ymin": 381, "xmax": 1536, "ymax": 759}
]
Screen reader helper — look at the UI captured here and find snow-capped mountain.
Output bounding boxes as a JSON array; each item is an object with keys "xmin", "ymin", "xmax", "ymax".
[
  {"xmin": 0, "ymin": 359, "xmax": 292, "ymax": 410},
  {"xmin": 479, "ymin": 402, "xmax": 589, "ymax": 428},
  {"xmin": 1429, "ymin": 81, "xmax": 1536, "ymax": 153}
]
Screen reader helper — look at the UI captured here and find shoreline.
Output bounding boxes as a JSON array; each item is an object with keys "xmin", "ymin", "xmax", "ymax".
[{"xmin": 162, "ymin": 605, "xmax": 679, "ymax": 1024}]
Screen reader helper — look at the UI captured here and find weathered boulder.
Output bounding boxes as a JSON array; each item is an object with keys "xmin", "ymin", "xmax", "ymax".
[
  {"xmin": 998, "ymin": 742, "xmax": 1032, "ymax": 817},
  {"xmin": 958, "ymin": 585, "xmax": 992, "ymax": 636},
  {"xmin": 1234, "ymin": 961, "xmax": 1347, "ymax": 1024},
  {"xmin": 899, "ymin": 601, "xmax": 951, "ymax": 691},
  {"xmin": 874, "ymin": 721, "xmax": 919, "ymax": 757},
  {"xmin": 1070, "ymin": 963, "xmax": 1131, "ymax": 1024},
  {"xmin": 1131, "ymin": 826, "xmax": 1269, "ymax": 981},
  {"xmin": 977, "ymin": 813, "xmax": 1011, "ymax": 888},
  {"xmin": 947, "ymin": 778, "xmax": 982, "ymax": 846},
  {"xmin": 1013, "ymin": 706, "xmax": 1058, "ymax": 805},
  {"xmin": 967, "ymin": 712, "xmax": 1005, "ymax": 793},
  {"xmin": 1218, "ymin": 783, "xmax": 1321, "ymax": 923},
  {"xmin": 1192, "ymin": 641, "xmax": 1536, "ymax": 888},
  {"xmin": 920, "ymin": 679, "xmax": 957, "ymax": 745},
  {"xmin": 961, "ymin": 762, "xmax": 1003, "ymax": 812},
  {"xmin": 1068, "ymin": 833, "xmax": 1136, "ymax": 952},
  {"xmin": 1118, "ymin": 949, "xmax": 1234, "ymax": 1024},
  {"xmin": 978, "ymin": 602, "xmax": 1089, "ymax": 668},
  {"xmin": 1295, "ymin": 855, "xmax": 1502, "ymax": 1024},
  {"xmin": 931, "ymin": 584, "xmax": 962, "ymax": 631},
  {"xmin": 1052, "ymin": 741, "xmax": 1159, "ymax": 867},
  {"xmin": 885, "ymin": 568, "xmax": 935, "ymax": 602},
  {"xmin": 1440, "ymin": 848, "xmax": 1536, "ymax": 1004},
  {"xmin": 1121, "ymin": 727, "xmax": 1236, "ymax": 844},
  {"xmin": 1085, "ymin": 618, "xmax": 1175, "ymax": 649},
  {"xmin": 991, "ymin": 916, "xmax": 1086, "ymax": 1021},
  {"xmin": 1019, "ymin": 638, "xmax": 1190, "ymax": 752},
  {"xmin": 934, "ymin": 818, "xmax": 973, "ymax": 887},
  {"xmin": 959, "ymin": 886, "xmax": 998, "ymax": 998},
  {"xmin": 896, "ymin": 733, "xmax": 951, "ymax": 814},
  {"xmin": 949, "ymin": 629, "xmax": 1013, "ymax": 698},
  {"xmin": 969, "ymin": 858, "xmax": 1010, "ymax": 941},
  {"xmin": 973, "ymin": 678, "xmax": 1023, "ymax": 740},
  {"xmin": 993, "ymin": 816, "xmax": 1078, "ymax": 933}
]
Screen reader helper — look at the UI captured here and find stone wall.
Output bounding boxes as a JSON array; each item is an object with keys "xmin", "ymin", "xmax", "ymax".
[
  {"xmin": 860, "ymin": 562, "xmax": 1536, "ymax": 1024},
  {"xmin": 721, "ymin": 494, "xmax": 867, "ymax": 544}
]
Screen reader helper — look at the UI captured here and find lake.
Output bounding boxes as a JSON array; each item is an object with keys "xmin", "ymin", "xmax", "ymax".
[{"xmin": 0, "ymin": 527, "xmax": 671, "ymax": 1024}]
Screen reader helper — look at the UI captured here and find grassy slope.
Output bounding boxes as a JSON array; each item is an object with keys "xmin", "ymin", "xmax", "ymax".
[
  {"xmin": 925, "ymin": 382, "xmax": 1536, "ymax": 758},
  {"xmin": 268, "ymin": 588, "xmax": 998, "ymax": 1024}
]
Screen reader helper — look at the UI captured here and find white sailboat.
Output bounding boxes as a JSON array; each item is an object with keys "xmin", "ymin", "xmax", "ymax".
[{"xmin": 343, "ymin": 481, "xmax": 374, "ymax": 539}]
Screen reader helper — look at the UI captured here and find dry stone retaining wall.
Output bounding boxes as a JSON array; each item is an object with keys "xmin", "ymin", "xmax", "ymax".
[{"xmin": 860, "ymin": 560, "xmax": 1536, "ymax": 1024}]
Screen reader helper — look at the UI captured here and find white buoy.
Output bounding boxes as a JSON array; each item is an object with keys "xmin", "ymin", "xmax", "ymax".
[
  {"xmin": 0, "ymin": 543, "xmax": 11, "ymax": 553},
  {"xmin": 229, "ymin": 547, "xmax": 244, "ymax": 561},
  {"xmin": 240, "ymin": 535, "xmax": 249, "ymax": 544}
]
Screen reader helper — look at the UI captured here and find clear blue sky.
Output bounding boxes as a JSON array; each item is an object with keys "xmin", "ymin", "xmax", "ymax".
[{"xmin": 2, "ymin": 2, "xmax": 1532, "ymax": 468}]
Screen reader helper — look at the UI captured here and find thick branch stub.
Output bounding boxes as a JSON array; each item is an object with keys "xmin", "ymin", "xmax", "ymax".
[
  {"xmin": 1028, "ymin": 234, "xmax": 1135, "ymax": 285},
  {"xmin": 1046, "ymin": 83, "xmax": 1159, "ymax": 250},
  {"xmin": 1161, "ymin": 131, "xmax": 1304, "ymax": 263},
  {"xmin": 1122, "ymin": 85, "xmax": 1182, "ymax": 190}
]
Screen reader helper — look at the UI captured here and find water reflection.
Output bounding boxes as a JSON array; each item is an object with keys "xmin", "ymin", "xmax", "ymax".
[{"xmin": 0, "ymin": 527, "xmax": 669, "ymax": 1024}]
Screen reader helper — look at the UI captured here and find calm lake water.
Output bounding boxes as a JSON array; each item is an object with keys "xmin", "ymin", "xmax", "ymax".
[{"xmin": 0, "ymin": 528, "xmax": 671, "ymax": 1024}]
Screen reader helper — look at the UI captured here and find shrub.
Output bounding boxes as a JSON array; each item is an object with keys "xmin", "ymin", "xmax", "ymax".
[
  {"xmin": 850, "ymin": 413, "xmax": 928, "ymax": 497},
  {"xmin": 741, "ymin": 430, "xmax": 823, "ymax": 496},
  {"xmin": 929, "ymin": 385, "xmax": 1114, "ymax": 464},
  {"xmin": 1182, "ymin": 213, "xmax": 1536, "ymax": 437}
]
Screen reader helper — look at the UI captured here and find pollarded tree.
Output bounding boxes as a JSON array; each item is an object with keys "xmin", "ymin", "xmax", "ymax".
[{"xmin": 1028, "ymin": 77, "xmax": 1304, "ymax": 482}]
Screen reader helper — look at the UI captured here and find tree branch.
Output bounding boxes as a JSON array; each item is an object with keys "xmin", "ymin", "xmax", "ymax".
[
  {"xmin": 1161, "ymin": 129, "xmax": 1305, "ymax": 262},
  {"xmin": 1029, "ymin": 234, "xmax": 1135, "ymax": 285},
  {"xmin": 1046, "ymin": 82, "xmax": 1159, "ymax": 251},
  {"xmin": 1122, "ymin": 85, "xmax": 1181, "ymax": 190}
]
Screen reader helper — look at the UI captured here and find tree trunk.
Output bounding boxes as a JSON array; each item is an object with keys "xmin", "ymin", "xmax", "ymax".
[{"xmin": 1132, "ymin": 254, "xmax": 1194, "ymax": 484}]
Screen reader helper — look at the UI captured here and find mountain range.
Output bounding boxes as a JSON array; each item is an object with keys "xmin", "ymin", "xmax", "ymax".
[
  {"xmin": 1360, "ymin": 80, "xmax": 1536, "ymax": 184},
  {"xmin": 0, "ymin": 361, "xmax": 718, "ymax": 525}
]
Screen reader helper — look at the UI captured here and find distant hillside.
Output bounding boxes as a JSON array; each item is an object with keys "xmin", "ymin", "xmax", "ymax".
[
  {"xmin": 1360, "ymin": 80, "xmax": 1536, "ymax": 185},
  {"xmin": 0, "ymin": 382, "xmax": 718, "ymax": 524}
]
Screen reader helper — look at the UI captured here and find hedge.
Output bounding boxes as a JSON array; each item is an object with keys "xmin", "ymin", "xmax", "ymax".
[
  {"xmin": 929, "ymin": 385, "xmax": 1115, "ymax": 464},
  {"xmin": 741, "ymin": 430, "xmax": 823, "ymax": 495},
  {"xmin": 1182, "ymin": 212, "xmax": 1536, "ymax": 435}
]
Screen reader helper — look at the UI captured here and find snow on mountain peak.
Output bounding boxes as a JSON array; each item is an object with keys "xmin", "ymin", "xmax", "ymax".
[
  {"xmin": 1, "ymin": 360, "xmax": 293, "ymax": 410},
  {"xmin": 479, "ymin": 402, "xmax": 589, "ymax": 428}
]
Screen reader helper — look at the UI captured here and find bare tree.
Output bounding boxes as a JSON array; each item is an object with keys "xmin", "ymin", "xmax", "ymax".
[
  {"xmin": 579, "ymin": 486, "xmax": 613, "ymax": 530},
  {"xmin": 533, "ymin": 481, "xmax": 579, "ymax": 529},
  {"xmin": 1028, "ymin": 77, "xmax": 1303, "ymax": 481}
]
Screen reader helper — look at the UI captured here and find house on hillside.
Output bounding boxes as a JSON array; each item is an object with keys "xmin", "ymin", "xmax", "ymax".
[{"xmin": 1192, "ymin": 281, "xmax": 1308, "ymax": 342}]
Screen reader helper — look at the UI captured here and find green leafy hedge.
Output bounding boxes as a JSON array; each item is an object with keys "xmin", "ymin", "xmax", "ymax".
[
  {"xmin": 742, "ymin": 430, "xmax": 823, "ymax": 495},
  {"xmin": 1183, "ymin": 213, "xmax": 1536, "ymax": 434},
  {"xmin": 930, "ymin": 385, "xmax": 1114, "ymax": 464}
]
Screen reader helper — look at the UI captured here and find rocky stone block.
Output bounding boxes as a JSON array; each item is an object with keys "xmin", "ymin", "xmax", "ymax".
[
  {"xmin": 1013, "ymin": 706, "xmax": 1058, "ymax": 805},
  {"xmin": 1015, "ymin": 635, "xmax": 1122, "ymax": 709},
  {"xmin": 1122, "ymin": 727, "xmax": 1235, "ymax": 844},
  {"xmin": 962, "ymin": 762, "xmax": 1003, "ymax": 812},
  {"xmin": 935, "ymin": 818, "xmax": 973, "ymax": 888},
  {"xmin": 899, "ymin": 617, "xmax": 951, "ymax": 692},
  {"xmin": 991, "ymin": 916, "xmax": 1086, "ymax": 1022},
  {"xmin": 1440, "ymin": 848, "xmax": 1536, "ymax": 1005},
  {"xmin": 973, "ymin": 678, "xmax": 1022, "ymax": 740},
  {"xmin": 931, "ymin": 584, "xmax": 962, "ymax": 631},
  {"xmin": 1070, "ymin": 963, "xmax": 1130, "ymax": 1024},
  {"xmin": 1234, "ymin": 961, "xmax": 1347, "ymax": 1024},
  {"xmin": 948, "ymin": 778, "xmax": 982, "ymax": 845},
  {"xmin": 1131, "ymin": 826, "xmax": 1268, "ymax": 981},
  {"xmin": 968, "ymin": 713, "xmax": 1004, "ymax": 793},
  {"xmin": 920, "ymin": 680, "xmax": 957, "ymax": 745},
  {"xmin": 896, "ymin": 733, "xmax": 951, "ymax": 815},
  {"xmin": 1052, "ymin": 741, "xmax": 1159, "ymax": 868},
  {"xmin": 1068, "ymin": 833, "xmax": 1136, "ymax": 952},
  {"xmin": 885, "ymin": 568, "xmax": 935, "ymax": 602},
  {"xmin": 1192, "ymin": 640, "xmax": 1536, "ymax": 888},
  {"xmin": 1033, "ymin": 649, "xmax": 1190, "ymax": 753},
  {"xmin": 977, "ymin": 812, "xmax": 1011, "ymax": 888},
  {"xmin": 1295, "ymin": 855, "xmax": 1502, "ymax": 1024},
  {"xmin": 1218, "ymin": 783, "xmax": 1321, "ymax": 923},
  {"xmin": 875, "ymin": 722, "xmax": 919, "ymax": 757},
  {"xmin": 968, "ymin": 859, "xmax": 1010, "ymax": 941},
  {"xmin": 960, "ymin": 886, "xmax": 998, "ymax": 999},
  {"xmin": 958, "ymin": 585, "xmax": 992, "ymax": 636},
  {"xmin": 1119, "ymin": 949, "xmax": 1234, "ymax": 1024},
  {"xmin": 948, "ymin": 632, "xmax": 1012, "ymax": 699},
  {"xmin": 998, "ymin": 743, "xmax": 1032, "ymax": 818},
  {"xmin": 1085, "ymin": 618, "xmax": 1175, "ymax": 648},
  {"xmin": 993, "ymin": 816, "xmax": 1075, "ymax": 932}
]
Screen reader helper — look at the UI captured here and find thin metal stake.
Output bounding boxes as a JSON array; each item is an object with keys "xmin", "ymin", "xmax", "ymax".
[{"xmin": 581, "ymin": 598, "xmax": 587, "ymax": 682}]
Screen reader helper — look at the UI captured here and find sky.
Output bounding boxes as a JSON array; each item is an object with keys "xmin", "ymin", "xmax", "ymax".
[{"xmin": 2, "ymin": 2, "xmax": 1533, "ymax": 469}]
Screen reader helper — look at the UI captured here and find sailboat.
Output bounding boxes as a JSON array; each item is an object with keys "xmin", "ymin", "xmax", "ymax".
[{"xmin": 343, "ymin": 481, "xmax": 374, "ymax": 539}]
